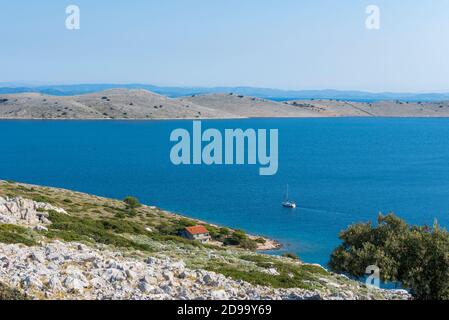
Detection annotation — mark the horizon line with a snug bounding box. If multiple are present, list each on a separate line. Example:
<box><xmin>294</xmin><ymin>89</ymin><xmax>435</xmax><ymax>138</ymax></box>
<box><xmin>1</xmin><ymin>82</ymin><xmax>449</xmax><ymax>95</ymax></box>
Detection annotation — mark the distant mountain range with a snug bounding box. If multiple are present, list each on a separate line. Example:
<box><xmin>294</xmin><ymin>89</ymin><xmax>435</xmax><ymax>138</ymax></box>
<box><xmin>1</xmin><ymin>83</ymin><xmax>449</xmax><ymax>102</ymax></box>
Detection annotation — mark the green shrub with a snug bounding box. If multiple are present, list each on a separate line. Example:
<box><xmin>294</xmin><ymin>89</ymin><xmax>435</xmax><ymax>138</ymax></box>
<box><xmin>31</xmin><ymin>195</ymin><xmax>53</xmax><ymax>204</ymax></box>
<box><xmin>241</xmin><ymin>255</ymin><xmax>275</xmax><ymax>268</ymax></box>
<box><xmin>233</xmin><ymin>230</ymin><xmax>248</xmax><ymax>241</ymax></box>
<box><xmin>46</xmin><ymin>211</ymin><xmax>151</xmax><ymax>252</ymax></box>
<box><xmin>126</xmin><ymin>209</ymin><xmax>138</xmax><ymax>217</ymax></box>
<box><xmin>157</xmin><ymin>218</ymin><xmax>196</xmax><ymax>236</ymax></box>
<box><xmin>204</xmin><ymin>225</ymin><xmax>227</xmax><ymax>241</ymax></box>
<box><xmin>0</xmin><ymin>224</ymin><xmax>37</xmax><ymax>246</ymax></box>
<box><xmin>115</xmin><ymin>212</ymin><xmax>126</xmax><ymax>219</ymax></box>
<box><xmin>329</xmin><ymin>213</ymin><xmax>449</xmax><ymax>300</ymax></box>
<box><xmin>207</xmin><ymin>255</ymin><xmax>327</xmax><ymax>289</ymax></box>
<box><xmin>239</xmin><ymin>239</ymin><xmax>258</xmax><ymax>250</ymax></box>
<box><xmin>222</xmin><ymin>230</ymin><xmax>257</xmax><ymax>250</ymax></box>
<box><xmin>223</xmin><ymin>237</ymin><xmax>240</xmax><ymax>246</ymax></box>
<box><xmin>219</xmin><ymin>227</ymin><xmax>231</xmax><ymax>236</ymax></box>
<box><xmin>123</xmin><ymin>196</ymin><xmax>141</xmax><ymax>209</ymax></box>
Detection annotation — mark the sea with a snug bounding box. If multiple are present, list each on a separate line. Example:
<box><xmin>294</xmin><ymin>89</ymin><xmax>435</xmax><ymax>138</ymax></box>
<box><xmin>1</xmin><ymin>118</ymin><xmax>449</xmax><ymax>266</ymax></box>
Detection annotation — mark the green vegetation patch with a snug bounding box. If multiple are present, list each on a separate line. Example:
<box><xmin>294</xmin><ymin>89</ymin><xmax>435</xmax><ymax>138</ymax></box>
<box><xmin>206</xmin><ymin>254</ymin><xmax>328</xmax><ymax>289</ymax></box>
<box><xmin>222</xmin><ymin>230</ymin><xmax>258</xmax><ymax>250</ymax></box>
<box><xmin>30</xmin><ymin>194</ymin><xmax>54</xmax><ymax>204</ymax></box>
<box><xmin>329</xmin><ymin>213</ymin><xmax>449</xmax><ymax>300</ymax></box>
<box><xmin>45</xmin><ymin>210</ymin><xmax>152</xmax><ymax>252</ymax></box>
<box><xmin>0</xmin><ymin>224</ymin><xmax>38</xmax><ymax>246</ymax></box>
<box><xmin>156</xmin><ymin>217</ymin><xmax>197</xmax><ymax>236</ymax></box>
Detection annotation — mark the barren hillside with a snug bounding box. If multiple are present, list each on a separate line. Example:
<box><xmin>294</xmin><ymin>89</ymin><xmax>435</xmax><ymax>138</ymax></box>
<box><xmin>1</xmin><ymin>89</ymin><xmax>449</xmax><ymax>119</ymax></box>
<box><xmin>285</xmin><ymin>100</ymin><xmax>449</xmax><ymax>117</ymax></box>
<box><xmin>0</xmin><ymin>89</ymin><xmax>236</xmax><ymax>119</ymax></box>
<box><xmin>179</xmin><ymin>93</ymin><xmax>323</xmax><ymax>118</ymax></box>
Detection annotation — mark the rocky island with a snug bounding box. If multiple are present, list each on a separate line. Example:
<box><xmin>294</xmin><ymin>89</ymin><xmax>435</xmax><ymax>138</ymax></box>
<box><xmin>0</xmin><ymin>180</ymin><xmax>410</xmax><ymax>300</ymax></box>
<box><xmin>1</xmin><ymin>89</ymin><xmax>449</xmax><ymax>119</ymax></box>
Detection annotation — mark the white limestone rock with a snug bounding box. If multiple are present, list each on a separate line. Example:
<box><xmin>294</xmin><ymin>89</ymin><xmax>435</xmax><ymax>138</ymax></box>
<box><xmin>0</xmin><ymin>241</ymin><xmax>412</xmax><ymax>301</ymax></box>
<box><xmin>0</xmin><ymin>196</ymin><xmax>67</xmax><ymax>227</ymax></box>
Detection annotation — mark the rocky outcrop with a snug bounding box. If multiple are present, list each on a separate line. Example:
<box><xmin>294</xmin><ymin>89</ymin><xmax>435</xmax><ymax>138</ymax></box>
<box><xmin>0</xmin><ymin>241</ymin><xmax>410</xmax><ymax>300</ymax></box>
<box><xmin>0</xmin><ymin>196</ymin><xmax>67</xmax><ymax>228</ymax></box>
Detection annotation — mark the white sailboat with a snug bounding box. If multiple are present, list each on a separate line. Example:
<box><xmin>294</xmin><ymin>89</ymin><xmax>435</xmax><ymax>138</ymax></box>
<box><xmin>282</xmin><ymin>184</ymin><xmax>297</xmax><ymax>208</ymax></box>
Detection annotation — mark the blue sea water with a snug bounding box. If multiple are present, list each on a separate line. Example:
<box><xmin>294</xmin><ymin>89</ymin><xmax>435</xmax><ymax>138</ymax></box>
<box><xmin>1</xmin><ymin>118</ymin><xmax>449</xmax><ymax>266</ymax></box>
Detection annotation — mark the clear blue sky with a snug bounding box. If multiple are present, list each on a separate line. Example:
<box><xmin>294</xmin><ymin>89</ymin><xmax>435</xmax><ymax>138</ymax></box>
<box><xmin>1</xmin><ymin>0</ymin><xmax>448</xmax><ymax>92</ymax></box>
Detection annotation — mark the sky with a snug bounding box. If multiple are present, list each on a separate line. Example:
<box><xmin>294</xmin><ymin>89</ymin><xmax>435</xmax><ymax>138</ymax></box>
<box><xmin>0</xmin><ymin>0</ymin><xmax>448</xmax><ymax>92</ymax></box>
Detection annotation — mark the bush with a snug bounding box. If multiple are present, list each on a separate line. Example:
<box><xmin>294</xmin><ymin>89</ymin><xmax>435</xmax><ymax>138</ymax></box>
<box><xmin>329</xmin><ymin>213</ymin><xmax>449</xmax><ymax>300</ymax></box>
<box><xmin>223</xmin><ymin>230</ymin><xmax>247</xmax><ymax>246</ymax></box>
<box><xmin>223</xmin><ymin>230</ymin><xmax>258</xmax><ymax>250</ymax></box>
<box><xmin>31</xmin><ymin>195</ymin><xmax>53</xmax><ymax>204</ymax></box>
<box><xmin>126</xmin><ymin>209</ymin><xmax>138</xmax><ymax>217</ymax></box>
<box><xmin>123</xmin><ymin>196</ymin><xmax>141</xmax><ymax>209</ymax></box>
<box><xmin>205</xmin><ymin>226</ymin><xmax>230</xmax><ymax>242</ymax></box>
<box><xmin>233</xmin><ymin>230</ymin><xmax>248</xmax><ymax>241</ymax></box>
<box><xmin>207</xmin><ymin>255</ymin><xmax>327</xmax><ymax>289</ymax></box>
<box><xmin>219</xmin><ymin>227</ymin><xmax>231</xmax><ymax>236</ymax></box>
<box><xmin>46</xmin><ymin>210</ymin><xmax>151</xmax><ymax>252</ymax></box>
<box><xmin>223</xmin><ymin>237</ymin><xmax>239</xmax><ymax>246</ymax></box>
<box><xmin>239</xmin><ymin>239</ymin><xmax>258</xmax><ymax>250</ymax></box>
<box><xmin>0</xmin><ymin>224</ymin><xmax>37</xmax><ymax>246</ymax></box>
<box><xmin>156</xmin><ymin>218</ymin><xmax>197</xmax><ymax>236</ymax></box>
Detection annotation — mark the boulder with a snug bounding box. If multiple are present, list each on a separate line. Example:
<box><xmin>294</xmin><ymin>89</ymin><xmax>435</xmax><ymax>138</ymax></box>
<box><xmin>63</xmin><ymin>276</ymin><xmax>87</xmax><ymax>293</ymax></box>
<box><xmin>211</xmin><ymin>290</ymin><xmax>229</xmax><ymax>300</ymax></box>
<box><xmin>105</xmin><ymin>268</ymin><xmax>127</xmax><ymax>282</ymax></box>
<box><xmin>0</xmin><ymin>196</ymin><xmax>67</xmax><ymax>227</ymax></box>
<box><xmin>22</xmin><ymin>275</ymin><xmax>43</xmax><ymax>289</ymax></box>
<box><xmin>138</xmin><ymin>281</ymin><xmax>154</xmax><ymax>293</ymax></box>
<box><xmin>263</xmin><ymin>268</ymin><xmax>280</xmax><ymax>276</ymax></box>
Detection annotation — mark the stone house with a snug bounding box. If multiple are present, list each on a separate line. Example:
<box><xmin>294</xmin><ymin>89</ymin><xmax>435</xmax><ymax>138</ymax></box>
<box><xmin>180</xmin><ymin>225</ymin><xmax>211</xmax><ymax>243</ymax></box>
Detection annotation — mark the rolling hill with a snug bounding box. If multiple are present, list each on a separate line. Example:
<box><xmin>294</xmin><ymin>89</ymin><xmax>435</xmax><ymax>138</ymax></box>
<box><xmin>1</xmin><ymin>89</ymin><xmax>449</xmax><ymax>119</ymax></box>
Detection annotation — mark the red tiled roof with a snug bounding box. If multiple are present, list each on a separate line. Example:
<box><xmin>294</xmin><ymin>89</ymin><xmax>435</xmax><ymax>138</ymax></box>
<box><xmin>185</xmin><ymin>225</ymin><xmax>209</xmax><ymax>235</ymax></box>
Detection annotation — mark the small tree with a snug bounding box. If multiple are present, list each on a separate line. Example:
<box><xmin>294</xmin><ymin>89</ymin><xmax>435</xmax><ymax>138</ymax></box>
<box><xmin>123</xmin><ymin>196</ymin><xmax>141</xmax><ymax>209</ymax></box>
<box><xmin>223</xmin><ymin>230</ymin><xmax>258</xmax><ymax>250</ymax></box>
<box><xmin>219</xmin><ymin>227</ymin><xmax>231</xmax><ymax>236</ymax></box>
<box><xmin>329</xmin><ymin>213</ymin><xmax>449</xmax><ymax>300</ymax></box>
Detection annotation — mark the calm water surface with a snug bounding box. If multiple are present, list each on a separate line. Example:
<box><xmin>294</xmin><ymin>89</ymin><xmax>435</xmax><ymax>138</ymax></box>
<box><xmin>1</xmin><ymin>118</ymin><xmax>449</xmax><ymax>266</ymax></box>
